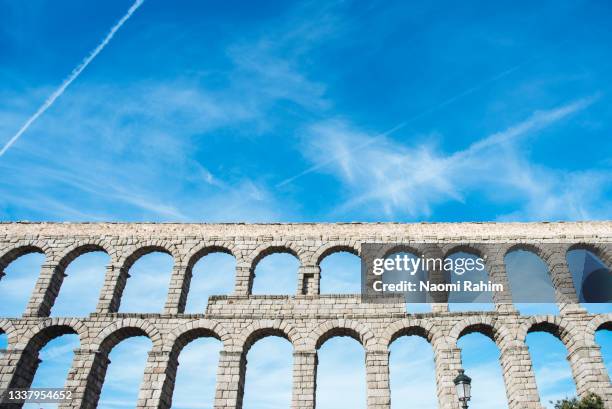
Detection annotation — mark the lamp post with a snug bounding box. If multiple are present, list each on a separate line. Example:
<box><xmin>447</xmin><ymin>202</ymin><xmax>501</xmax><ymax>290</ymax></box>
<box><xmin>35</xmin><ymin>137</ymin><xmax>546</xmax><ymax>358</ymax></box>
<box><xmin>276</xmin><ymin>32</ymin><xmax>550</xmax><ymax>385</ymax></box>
<box><xmin>453</xmin><ymin>369</ymin><xmax>472</xmax><ymax>409</ymax></box>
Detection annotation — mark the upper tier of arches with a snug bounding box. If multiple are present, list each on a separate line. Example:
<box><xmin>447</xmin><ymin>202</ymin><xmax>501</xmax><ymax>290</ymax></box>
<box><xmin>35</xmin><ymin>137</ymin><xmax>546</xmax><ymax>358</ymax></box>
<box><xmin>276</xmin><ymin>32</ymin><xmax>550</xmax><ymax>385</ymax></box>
<box><xmin>0</xmin><ymin>238</ymin><xmax>609</xmax><ymax>316</ymax></box>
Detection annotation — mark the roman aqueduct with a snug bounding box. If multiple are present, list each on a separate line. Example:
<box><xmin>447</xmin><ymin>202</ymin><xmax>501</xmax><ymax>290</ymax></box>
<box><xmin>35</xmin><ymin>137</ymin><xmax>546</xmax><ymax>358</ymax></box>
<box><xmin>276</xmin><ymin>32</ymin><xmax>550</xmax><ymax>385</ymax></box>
<box><xmin>0</xmin><ymin>221</ymin><xmax>611</xmax><ymax>409</ymax></box>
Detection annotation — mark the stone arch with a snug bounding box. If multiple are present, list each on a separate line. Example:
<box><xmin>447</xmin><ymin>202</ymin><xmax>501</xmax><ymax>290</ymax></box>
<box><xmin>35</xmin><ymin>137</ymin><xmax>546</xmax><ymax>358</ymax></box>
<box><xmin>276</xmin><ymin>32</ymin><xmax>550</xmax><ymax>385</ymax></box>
<box><xmin>504</xmin><ymin>243</ymin><xmax>554</xmax><ymax>264</ymax></box>
<box><xmin>167</xmin><ymin>320</ymin><xmax>230</xmax><ymax>355</ymax></box>
<box><xmin>310</xmin><ymin>319</ymin><xmax>376</xmax><ymax>350</ymax></box>
<box><xmin>453</xmin><ymin>317</ymin><xmax>514</xmax><ymax>409</ymax></box>
<box><xmin>114</xmin><ymin>242</ymin><xmax>179</xmax><ymax>313</ymax></box>
<box><xmin>522</xmin><ymin>315</ymin><xmax>587</xmax><ymax>402</ymax></box>
<box><xmin>235</xmin><ymin>320</ymin><xmax>301</xmax><ymax>354</ymax></box>
<box><xmin>313</xmin><ymin>320</ymin><xmax>370</xmax><ymax>409</ymax></box>
<box><xmin>503</xmin><ymin>244</ymin><xmax>561</xmax><ymax>286</ymax></box>
<box><xmin>381</xmin><ymin>243</ymin><xmax>424</xmax><ymax>259</ymax></box>
<box><xmin>0</xmin><ymin>242</ymin><xmax>47</xmax><ymax>275</ymax></box>
<box><xmin>235</xmin><ymin>320</ymin><xmax>297</xmax><ymax>409</ymax></box>
<box><xmin>7</xmin><ymin>321</ymin><xmax>82</xmax><ymax>391</ymax></box>
<box><xmin>449</xmin><ymin>316</ymin><xmax>508</xmax><ymax>347</ymax></box>
<box><xmin>443</xmin><ymin>244</ymin><xmax>497</xmax><ymax>309</ymax></box>
<box><xmin>585</xmin><ymin>314</ymin><xmax>612</xmax><ymax>345</ymax></box>
<box><xmin>442</xmin><ymin>243</ymin><xmax>488</xmax><ymax>260</ymax></box>
<box><xmin>249</xmin><ymin>242</ymin><xmax>306</xmax><ymax>270</ymax></box>
<box><xmin>504</xmin><ymin>243</ymin><xmax>564</xmax><ymax>311</ymax></box>
<box><xmin>16</xmin><ymin>318</ymin><xmax>86</xmax><ymax>350</ymax></box>
<box><xmin>247</xmin><ymin>243</ymin><xmax>305</xmax><ymax>295</ymax></box>
<box><xmin>119</xmin><ymin>240</ymin><xmax>180</xmax><ymax>272</ymax></box>
<box><xmin>54</xmin><ymin>241</ymin><xmax>115</xmax><ymax>270</ymax></box>
<box><xmin>567</xmin><ymin>242</ymin><xmax>612</xmax><ymax>268</ymax></box>
<box><xmin>185</xmin><ymin>243</ymin><xmax>237</xmax><ymax>270</ymax></box>
<box><xmin>312</xmin><ymin>242</ymin><xmax>360</xmax><ymax>266</ymax></box>
<box><xmin>384</xmin><ymin>319</ymin><xmax>440</xmax><ymax>409</ymax></box>
<box><xmin>82</xmin><ymin>321</ymin><xmax>159</xmax><ymax>409</ymax></box>
<box><xmin>155</xmin><ymin>320</ymin><xmax>229</xmax><ymax>409</ymax></box>
<box><xmin>382</xmin><ymin>319</ymin><xmax>440</xmax><ymax>347</ymax></box>
<box><xmin>42</xmin><ymin>243</ymin><xmax>114</xmax><ymax>317</ymax></box>
<box><xmin>565</xmin><ymin>243</ymin><xmax>611</xmax><ymax>307</ymax></box>
<box><xmin>315</xmin><ymin>242</ymin><xmax>362</xmax><ymax>295</ymax></box>
<box><xmin>172</xmin><ymin>243</ymin><xmax>238</xmax><ymax>313</ymax></box>
<box><xmin>92</xmin><ymin>319</ymin><xmax>162</xmax><ymax>352</ymax></box>
<box><xmin>518</xmin><ymin>316</ymin><xmax>577</xmax><ymax>347</ymax></box>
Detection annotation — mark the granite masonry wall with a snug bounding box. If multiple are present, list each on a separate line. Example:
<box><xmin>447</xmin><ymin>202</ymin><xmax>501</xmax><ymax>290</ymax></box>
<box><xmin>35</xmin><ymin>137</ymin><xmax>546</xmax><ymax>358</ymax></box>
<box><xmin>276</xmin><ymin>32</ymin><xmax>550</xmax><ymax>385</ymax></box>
<box><xmin>0</xmin><ymin>222</ymin><xmax>610</xmax><ymax>409</ymax></box>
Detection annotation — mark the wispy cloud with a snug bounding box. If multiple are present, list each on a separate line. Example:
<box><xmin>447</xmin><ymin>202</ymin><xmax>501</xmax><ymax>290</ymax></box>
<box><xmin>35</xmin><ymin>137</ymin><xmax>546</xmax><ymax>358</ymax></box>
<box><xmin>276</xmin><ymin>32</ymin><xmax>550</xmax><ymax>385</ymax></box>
<box><xmin>0</xmin><ymin>1</ymin><xmax>340</xmax><ymax>221</ymax></box>
<box><xmin>0</xmin><ymin>80</ymin><xmax>291</xmax><ymax>221</ymax></box>
<box><xmin>275</xmin><ymin>53</ymin><xmax>555</xmax><ymax>188</ymax></box>
<box><xmin>298</xmin><ymin>96</ymin><xmax>608</xmax><ymax>220</ymax></box>
<box><xmin>0</xmin><ymin>0</ymin><xmax>145</xmax><ymax>157</ymax></box>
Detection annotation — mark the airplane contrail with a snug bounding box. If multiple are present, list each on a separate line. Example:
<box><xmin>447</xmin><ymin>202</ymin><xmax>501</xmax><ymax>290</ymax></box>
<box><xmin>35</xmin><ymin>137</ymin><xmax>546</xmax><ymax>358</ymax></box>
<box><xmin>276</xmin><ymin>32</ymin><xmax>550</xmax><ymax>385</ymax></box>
<box><xmin>0</xmin><ymin>0</ymin><xmax>145</xmax><ymax>157</ymax></box>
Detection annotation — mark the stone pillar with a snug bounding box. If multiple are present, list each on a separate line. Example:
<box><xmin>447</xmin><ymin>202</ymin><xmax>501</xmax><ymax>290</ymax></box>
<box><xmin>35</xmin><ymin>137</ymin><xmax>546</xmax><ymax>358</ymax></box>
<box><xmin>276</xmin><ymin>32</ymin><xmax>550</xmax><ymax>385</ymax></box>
<box><xmin>566</xmin><ymin>343</ymin><xmax>612</xmax><ymax>402</ymax></box>
<box><xmin>429</xmin><ymin>251</ymin><xmax>449</xmax><ymax>311</ymax></box>
<box><xmin>365</xmin><ymin>349</ymin><xmax>391</xmax><ymax>409</ymax></box>
<box><xmin>298</xmin><ymin>265</ymin><xmax>320</xmax><ymax>295</ymax></box>
<box><xmin>164</xmin><ymin>263</ymin><xmax>190</xmax><ymax>314</ymax></box>
<box><xmin>214</xmin><ymin>350</ymin><xmax>246</xmax><ymax>409</ymax></box>
<box><xmin>485</xmin><ymin>252</ymin><xmax>516</xmax><ymax>314</ymax></box>
<box><xmin>292</xmin><ymin>351</ymin><xmax>317</xmax><ymax>409</ymax></box>
<box><xmin>136</xmin><ymin>350</ymin><xmax>178</xmax><ymax>409</ymax></box>
<box><xmin>547</xmin><ymin>249</ymin><xmax>586</xmax><ymax>315</ymax></box>
<box><xmin>0</xmin><ymin>349</ymin><xmax>39</xmax><ymax>393</ymax></box>
<box><xmin>96</xmin><ymin>263</ymin><xmax>129</xmax><ymax>313</ymax></box>
<box><xmin>23</xmin><ymin>263</ymin><xmax>62</xmax><ymax>317</ymax></box>
<box><xmin>233</xmin><ymin>265</ymin><xmax>253</xmax><ymax>296</ymax></box>
<box><xmin>431</xmin><ymin>303</ymin><xmax>449</xmax><ymax>313</ymax></box>
<box><xmin>499</xmin><ymin>341</ymin><xmax>544</xmax><ymax>409</ymax></box>
<box><xmin>427</xmin><ymin>265</ymin><xmax>449</xmax><ymax>313</ymax></box>
<box><xmin>423</xmin><ymin>244</ymin><xmax>448</xmax><ymax>311</ymax></box>
<box><xmin>432</xmin><ymin>344</ymin><xmax>462</xmax><ymax>409</ymax></box>
<box><xmin>60</xmin><ymin>348</ymin><xmax>110</xmax><ymax>409</ymax></box>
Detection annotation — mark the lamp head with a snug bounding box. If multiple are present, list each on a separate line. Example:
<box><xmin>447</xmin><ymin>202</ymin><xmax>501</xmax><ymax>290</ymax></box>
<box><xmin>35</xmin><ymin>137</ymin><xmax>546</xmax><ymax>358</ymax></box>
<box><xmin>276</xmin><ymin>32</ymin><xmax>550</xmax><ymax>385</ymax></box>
<box><xmin>453</xmin><ymin>369</ymin><xmax>472</xmax><ymax>401</ymax></box>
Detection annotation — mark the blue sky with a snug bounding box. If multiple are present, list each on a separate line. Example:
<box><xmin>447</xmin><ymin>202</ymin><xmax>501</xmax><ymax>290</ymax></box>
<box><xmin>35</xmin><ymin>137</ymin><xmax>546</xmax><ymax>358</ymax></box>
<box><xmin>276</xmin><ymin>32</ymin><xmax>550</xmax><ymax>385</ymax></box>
<box><xmin>0</xmin><ymin>1</ymin><xmax>611</xmax><ymax>408</ymax></box>
<box><xmin>1</xmin><ymin>0</ymin><xmax>612</xmax><ymax>221</ymax></box>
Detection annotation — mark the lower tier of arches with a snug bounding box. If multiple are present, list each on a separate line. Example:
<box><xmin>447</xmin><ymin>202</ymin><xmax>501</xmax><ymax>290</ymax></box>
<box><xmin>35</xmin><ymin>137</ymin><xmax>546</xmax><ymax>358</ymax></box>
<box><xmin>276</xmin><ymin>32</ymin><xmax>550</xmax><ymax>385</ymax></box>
<box><xmin>0</xmin><ymin>309</ymin><xmax>611</xmax><ymax>409</ymax></box>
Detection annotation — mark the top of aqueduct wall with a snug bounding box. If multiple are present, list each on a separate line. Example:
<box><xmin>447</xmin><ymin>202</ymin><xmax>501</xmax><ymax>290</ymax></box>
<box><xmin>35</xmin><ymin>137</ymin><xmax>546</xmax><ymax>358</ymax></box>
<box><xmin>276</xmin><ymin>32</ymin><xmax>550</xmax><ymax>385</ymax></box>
<box><xmin>1</xmin><ymin>221</ymin><xmax>611</xmax><ymax>239</ymax></box>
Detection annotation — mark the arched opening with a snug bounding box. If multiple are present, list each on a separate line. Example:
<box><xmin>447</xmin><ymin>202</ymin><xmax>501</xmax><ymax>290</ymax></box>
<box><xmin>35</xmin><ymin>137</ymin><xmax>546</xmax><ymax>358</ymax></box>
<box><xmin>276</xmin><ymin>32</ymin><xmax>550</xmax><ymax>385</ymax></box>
<box><xmin>457</xmin><ymin>331</ymin><xmax>507</xmax><ymax>409</ymax></box>
<box><xmin>595</xmin><ymin>322</ymin><xmax>612</xmax><ymax>384</ymax></box>
<box><xmin>120</xmin><ymin>250</ymin><xmax>174</xmax><ymax>312</ymax></box>
<box><xmin>7</xmin><ymin>325</ymin><xmax>79</xmax><ymax>392</ymax></box>
<box><xmin>567</xmin><ymin>248</ymin><xmax>612</xmax><ymax>314</ymax></box>
<box><xmin>98</xmin><ymin>335</ymin><xmax>153</xmax><ymax>408</ymax></box>
<box><xmin>505</xmin><ymin>248</ymin><xmax>558</xmax><ymax>315</ymax></box>
<box><xmin>185</xmin><ymin>251</ymin><xmax>235</xmax><ymax>313</ymax></box>
<box><xmin>252</xmin><ymin>250</ymin><xmax>299</xmax><ymax>295</ymax></box>
<box><xmin>242</xmin><ymin>335</ymin><xmax>293</xmax><ymax>408</ymax></box>
<box><xmin>316</xmin><ymin>331</ymin><xmax>366</xmax><ymax>409</ymax></box>
<box><xmin>389</xmin><ymin>332</ymin><xmax>436</xmax><ymax>408</ymax></box>
<box><xmin>0</xmin><ymin>331</ymin><xmax>7</xmax><ymax>357</ymax></box>
<box><xmin>52</xmin><ymin>250</ymin><xmax>110</xmax><ymax>316</ymax></box>
<box><xmin>319</xmin><ymin>250</ymin><xmax>360</xmax><ymax>294</ymax></box>
<box><xmin>30</xmin><ymin>333</ymin><xmax>80</xmax><ymax>391</ymax></box>
<box><xmin>526</xmin><ymin>329</ymin><xmax>575</xmax><ymax>407</ymax></box>
<box><xmin>382</xmin><ymin>250</ymin><xmax>432</xmax><ymax>313</ymax></box>
<box><xmin>171</xmin><ymin>334</ymin><xmax>222</xmax><ymax>408</ymax></box>
<box><xmin>447</xmin><ymin>251</ymin><xmax>494</xmax><ymax>312</ymax></box>
<box><xmin>0</xmin><ymin>250</ymin><xmax>45</xmax><ymax>316</ymax></box>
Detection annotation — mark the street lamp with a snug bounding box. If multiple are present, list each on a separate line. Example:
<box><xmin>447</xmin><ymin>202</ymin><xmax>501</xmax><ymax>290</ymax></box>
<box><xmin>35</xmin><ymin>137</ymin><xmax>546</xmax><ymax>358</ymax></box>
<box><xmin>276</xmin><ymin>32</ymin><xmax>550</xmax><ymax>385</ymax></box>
<box><xmin>453</xmin><ymin>369</ymin><xmax>472</xmax><ymax>409</ymax></box>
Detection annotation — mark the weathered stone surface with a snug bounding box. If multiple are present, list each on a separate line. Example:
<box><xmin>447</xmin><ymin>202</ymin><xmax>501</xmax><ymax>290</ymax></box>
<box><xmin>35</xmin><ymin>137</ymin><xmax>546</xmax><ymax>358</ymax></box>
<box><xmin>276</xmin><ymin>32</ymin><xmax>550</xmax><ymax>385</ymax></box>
<box><xmin>0</xmin><ymin>222</ymin><xmax>610</xmax><ymax>409</ymax></box>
